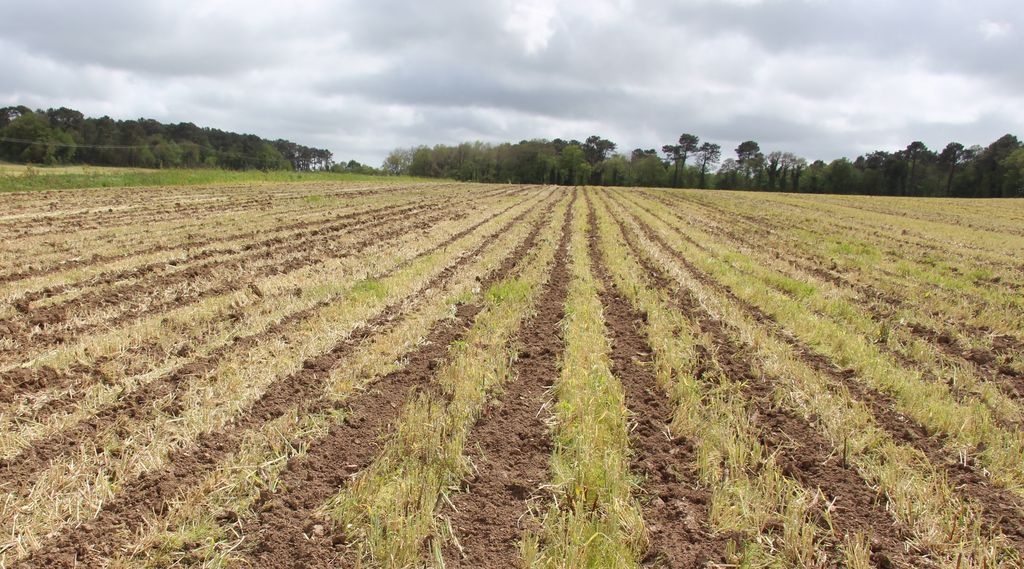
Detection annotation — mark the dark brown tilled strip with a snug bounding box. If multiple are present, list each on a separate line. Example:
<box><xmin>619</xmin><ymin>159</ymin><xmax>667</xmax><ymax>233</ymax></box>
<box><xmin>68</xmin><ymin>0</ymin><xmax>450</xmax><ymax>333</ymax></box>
<box><xmin>638</xmin><ymin>191</ymin><xmax>1024</xmax><ymax>406</ymax></box>
<box><xmin>0</xmin><ymin>206</ymin><xmax>451</xmax><ymax>399</ymax></box>
<box><xmin>0</xmin><ymin>194</ymin><xmax>553</xmax><ymax>495</ymax></box>
<box><xmin>0</xmin><ymin>188</ymin><xmax>400</xmax><ymax>284</ymax></box>
<box><xmin>584</xmin><ymin>195</ymin><xmax>727</xmax><ymax>568</ymax></box>
<box><xmin>439</xmin><ymin>193</ymin><xmax>573</xmax><ymax>569</ymax></box>
<box><xmin>0</xmin><ymin>184</ymin><xmax>411</xmax><ymax>240</ymax></box>
<box><xmin>238</xmin><ymin>197</ymin><xmax>557</xmax><ymax>569</ymax></box>
<box><xmin>2</xmin><ymin>199</ymin><xmax>442</xmax><ymax>340</ymax></box>
<box><xmin>605</xmin><ymin>195</ymin><xmax>926</xmax><ymax>567</ymax></box>
<box><xmin>14</xmin><ymin>193</ymin><xmax>553</xmax><ymax>569</ymax></box>
<box><xmin>638</xmin><ymin>194</ymin><xmax>1024</xmax><ymax>422</ymax></box>
<box><xmin>607</xmin><ymin>191</ymin><xmax>1024</xmax><ymax>555</ymax></box>
<box><xmin>1</xmin><ymin>195</ymin><xmax>538</xmax><ymax>413</ymax></box>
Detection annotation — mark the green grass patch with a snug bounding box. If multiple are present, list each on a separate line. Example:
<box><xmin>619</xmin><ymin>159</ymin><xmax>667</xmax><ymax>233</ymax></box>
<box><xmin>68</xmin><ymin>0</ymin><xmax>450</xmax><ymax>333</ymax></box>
<box><xmin>763</xmin><ymin>273</ymin><xmax>817</xmax><ymax>299</ymax></box>
<box><xmin>0</xmin><ymin>167</ymin><xmax>439</xmax><ymax>193</ymax></box>
<box><xmin>303</xmin><ymin>194</ymin><xmax>326</xmax><ymax>205</ymax></box>
<box><xmin>829</xmin><ymin>240</ymin><xmax>879</xmax><ymax>259</ymax></box>
<box><xmin>967</xmin><ymin>267</ymin><xmax>996</xmax><ymax>283</ymax></box>
<box><xmin>485</xmin><ymin>279</ymin><xmax>531</xmax><ymax>304</ymax></box>
<box><xmin>351</xmin><ymin>278</ymin><xmax>388</xmax><ymax>300</ymax></box>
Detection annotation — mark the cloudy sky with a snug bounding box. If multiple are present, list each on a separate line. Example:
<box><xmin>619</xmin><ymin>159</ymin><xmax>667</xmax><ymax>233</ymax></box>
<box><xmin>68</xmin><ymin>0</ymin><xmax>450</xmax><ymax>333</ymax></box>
<box><xmin>1</xmin><ymin>0</ymin><xmax>1021</xmax><ymax>165</ymax></box>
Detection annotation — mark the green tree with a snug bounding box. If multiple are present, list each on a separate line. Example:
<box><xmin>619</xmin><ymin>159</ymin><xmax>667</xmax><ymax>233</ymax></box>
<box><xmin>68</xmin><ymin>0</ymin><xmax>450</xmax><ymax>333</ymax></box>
<box><xmin>938</xmin><ymin>142</ymin><xmax>965</xmax><ymax>196</ymax></box>
<box><xmin>662</xmin><ymin>133</ymin><xmax>699</xmax><ymax>187</ymax></box>
<box><xmin>559</xmin><ymin>144</ymin><xmax>588</xmax><ymax>185</ymax></box>
<box><xmin>631</xmin><ymin>154</ymin><xmax>667</xmax><ymax>187</ymax></box>
<box><xmin>382</xmin><ymin>148</ymin><xmax>413</xmax><ymax>176</ymax></box>
<box><xmin>696</xmin><ymin>142</ymin><xmax>721</xmax><ymax>189</ymax></box>
<box><xmin>0</xmin><ymin>112</ymin><xmax>75</xmax><ymax>164</ymax></box>
<box><xmin>904</xmin><ymin>141</ymin><xmax>929</xmax><ymax>195</ymax></box>
<box><xmin>1000</xmin><ymin>148</ymin><xmax>1024</xmax><ymax>197</ymax></box>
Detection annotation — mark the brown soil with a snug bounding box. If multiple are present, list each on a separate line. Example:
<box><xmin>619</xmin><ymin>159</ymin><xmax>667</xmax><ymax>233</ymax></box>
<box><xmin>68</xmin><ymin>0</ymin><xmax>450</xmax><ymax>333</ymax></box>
<box><xmin>0</xmin><ymin>194</ymin><xmax>529</xmax><ymax>405</ymax></box>
<box><xmin>585</xmin><ymin>196</ymin><xmax>728</xmax><ymax>568</ymax></box>
<box><xmin>15</xmin><ymin>195</ymin><xmax>554</xmax><ymax>568</ymax></box>
<box><xmin>648</xmin><ymin>190</ymin><xmax>1024</xmax><ymax>358</ymax></box>
<box><xmin>439</xmin><ymin>192</ymin><xmax>572</xmax><ymax>568</ymax></box>
<box><xmin>601</xmin><ymin>192</ymin><xmax>933</xmax><ymax>566</ymax></box>
<box><xmin>0</xmin><ymin>193</ymin><xmax>552</xmax><ymax>498</ymax></box>
<box><xmin>0</xmin><ymin>184</ymin><xmax>521</xmax><ymax>284</ymax></box>
<box><xmin>237</xmin><ymin>197</ymin><xmax>556</xmax><ymax>569</ymax></box>
<box><xmin>1</xmin><ymin>200</ymin><xmax>447</xmax><ymax>354</ymax></box>
<box><xmin>608</xmin><ymin>191</ymin><xmax>1024</xmax><ymax>555</ymax></box>
<box><xmin>641</xmin><ymin>193</ymin><xmax>1024</xmax><ymax>417</ymax></box>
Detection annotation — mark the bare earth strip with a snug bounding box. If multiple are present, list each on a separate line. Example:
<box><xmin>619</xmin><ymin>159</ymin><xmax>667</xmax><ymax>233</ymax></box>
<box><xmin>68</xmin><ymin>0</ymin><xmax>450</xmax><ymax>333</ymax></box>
<box><xmin>440</xmin><ymin>196</ymin><xmax>572</xmax><ymax>568</ymax></box>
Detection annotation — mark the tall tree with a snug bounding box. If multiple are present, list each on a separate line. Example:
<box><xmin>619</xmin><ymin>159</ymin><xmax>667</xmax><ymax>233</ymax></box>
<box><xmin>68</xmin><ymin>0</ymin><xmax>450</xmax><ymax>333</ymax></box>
<box><xmin>781</xmin><ymin>153</ymin><xmax>807</xmax><ymax>193</ymax></box>
<box><xmin>765</xmin><ymin>151</ymin><xmax>784</xmax><ymax>192</ymax></box>
<box><xmin>735</xmin><ymin>140</ymin><xmax>761</xmax><ymax>163</ymax></box>
<box><xmin>904</xmin><ymin>141</ymin><xmax>928</xmax><ymax>195</ymax></box>
<box><xmin>582</xmin><ymin>135</ymin><xmax>616</xmax><ymax>166</ymax></box>
<box><xmin>938</xmin><ymin>142</ymin><xmax>965</xmax><ymax>196</ymax></box>
<box><xmin>663</xmin><ymin>133</ymin><xmax>699</xmax><ymax>187</ymax></box>
<box><xmin>696</xmin><ymin>142</ymin><xmax>721</xmax><ymax>189</ymax></box>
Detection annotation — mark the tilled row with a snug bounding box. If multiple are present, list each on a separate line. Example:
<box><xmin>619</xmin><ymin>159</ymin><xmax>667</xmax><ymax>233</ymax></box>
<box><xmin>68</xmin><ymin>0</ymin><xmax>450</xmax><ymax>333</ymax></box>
<box><xmin>0</xmin><ymin>184</ymin><xmax>401</xmax><ymax>278</ymax></box>
<box><xmin>646</xmin><ymin>189</ymin><xmax>1024</xmax><ymax>394</ymax></box>
<box><xmin>9</xmin><ymin>187</ymin><xmax>555</xmax><ymax>567</ymax></box>
<box><xmin>594</xmin><ymin>191</ymin><xmax>919</xmax><ymax>566</ymax></box>
<box><xmin>0</xmin><ymin>183</ymin><xmax>521</xmax><ymax>286</ymax></box>
<box><xmin>1</xmin><ymin>199</ymin><xmax>450</xmax><ymax>352</ymax></box>
<box><xmin>662</xmin><ymin>189</ymin><xmax>1024</xmax><ymax>346</ymax></box>
<box><xmin>241</xmin><ymin>194</ymin><xmax>565</xmax><ymax>569</ymax></box>
<box><xmin>0</xmin><ymin>190</ymin><xmax>527</xmax><ymax>379</ymax></box>
<box><xmin>0</xmin><ymin>191</ymin><xmax>551</xmax><ymax>471</ymax></box>
<box><xmin>6</xmin><ymin>184</ymin><xmax>1021</xmax><ymax>568</ymax></box>
<box><xmin>0</xmin><ymin>190</ymin><xmax>555</xmax><ymax>498</ymax></box>
<box><xmin>630</xmin><ymin>191</ymin><xmax>1024</xmax><ymax>433</ymax></box>
<box><xmin>606</xmin><ymin>189</ymin><xmax>1022</xmax><ymax>565</ymax></box>
<box><xmin>622</xmin><ymin>191</ymin><xmax>1024</xmax><ymax>491</ymax></box>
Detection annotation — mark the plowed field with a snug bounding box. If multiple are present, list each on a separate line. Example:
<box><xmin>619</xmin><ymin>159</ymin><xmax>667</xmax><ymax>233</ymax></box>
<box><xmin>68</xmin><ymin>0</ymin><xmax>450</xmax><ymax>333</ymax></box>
<box><xmin>1</xmin><ymin>182</ymin><xmax>1022</xmax><ymax>568</ymax></box>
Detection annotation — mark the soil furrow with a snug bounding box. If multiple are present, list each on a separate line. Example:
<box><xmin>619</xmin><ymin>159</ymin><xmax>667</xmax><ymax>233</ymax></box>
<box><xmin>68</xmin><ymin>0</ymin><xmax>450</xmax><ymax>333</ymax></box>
<box><xmin>2</xmin><ymin>195</ymin><xmax>531</xmax><ymax>410</ymax></box>
<box><xmin>1</xmin><ymin>183</ymin><xmax>521</xmax><ymax>283</ymax></box>
<box><xmin>0</xmin><ymin>207</ymin><xmax>447</xmax><ymax>400</ymax></box>
<box><xmin>14</xmin><ymin>193</ymin><xmax>552</xmax><ymax>568</ymax></box>
<box><xmin>0</xmin><ymin>192</ymin><xmax>403</xmax><ymax>286</ymax></box>
<box><xmin>0</xmin><ymin>200</ymin><xmax>445</xmax><ymax>350</ymax></box>
<box><xmin>237</xmin><ymin>198</ymin><xmax>556</xmax><ymax>569</ymax></box>
<box><xmin>612</xmin><ymin>194</ymin><xmax>1024</xmax><ymax>553</ymax></box>
<box><xmin>585</xmin><ymin>197</ymin><xmax>726</xmax><ymax>568</ymax></box>
<box><xmin>605</xmin><ymin>199</ymin><xmax>925</xmax><ymax>567</ymax></box>
<box><xmin>0</xmin><ymin>194</ymin><xmax>549</xmax><ymax>494</ymax></box>
<box><xmin>639</xmin><ymin>192</ymin><xmax>1024</xmax><ymax>406</ymax></box>
<box><xmin>439</xmin><ymin>194</ymin><xmax>572</xmax><ymax>568</ymax></box>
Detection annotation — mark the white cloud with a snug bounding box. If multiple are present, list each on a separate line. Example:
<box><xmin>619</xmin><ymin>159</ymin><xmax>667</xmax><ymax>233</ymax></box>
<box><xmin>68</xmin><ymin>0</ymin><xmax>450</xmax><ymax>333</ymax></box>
<box><xmin>979</xmin><ymin>19</ymin><xmax>1012</xmax><ymax>39</ymax></box>
<box><xmin>0</xmin><ymin>0</ymin><xmax>1021</xmax><ymax>165</ymax></box>
<box><xmin>503</xmin><ymin>0</ymin><xmax>558</xmax><ymax>54</ymax></box>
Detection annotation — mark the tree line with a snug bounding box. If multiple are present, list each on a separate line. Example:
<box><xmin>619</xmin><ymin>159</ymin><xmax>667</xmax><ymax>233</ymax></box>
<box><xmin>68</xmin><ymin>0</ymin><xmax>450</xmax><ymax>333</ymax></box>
<box><xmin>384</xmin><ymin>133</ymin><xmax>1024</xmax><ymax>197</ymax></box>
<box><xmin>0</xmin><ymin>106</ymin><xmax>334</xmax><ymax>171</ymax></box>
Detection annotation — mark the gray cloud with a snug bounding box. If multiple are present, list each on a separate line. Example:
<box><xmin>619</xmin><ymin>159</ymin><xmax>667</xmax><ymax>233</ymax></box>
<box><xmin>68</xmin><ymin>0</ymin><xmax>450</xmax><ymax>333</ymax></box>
<box><xmin>0</xmin><ymin>0</ymin><xmax>1021</xmax><ymax>165</ymax></box>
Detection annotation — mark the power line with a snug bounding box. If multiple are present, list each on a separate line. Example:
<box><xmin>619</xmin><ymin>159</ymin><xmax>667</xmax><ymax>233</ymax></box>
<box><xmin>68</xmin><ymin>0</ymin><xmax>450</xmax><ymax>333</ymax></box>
<box><xmin>0</xmin><ymin>136</ymin><xmax>155</xmax><ymax>149</ymax></box>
